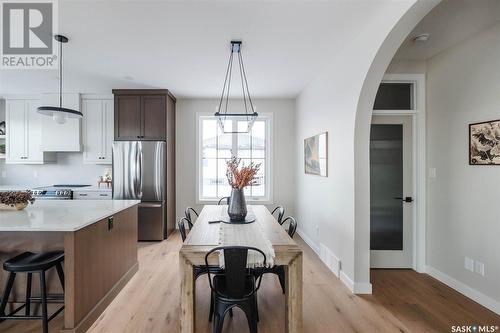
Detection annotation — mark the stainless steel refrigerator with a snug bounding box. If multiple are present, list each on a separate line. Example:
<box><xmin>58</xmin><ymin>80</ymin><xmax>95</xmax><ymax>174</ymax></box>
<box><xmin>113</xmin><ymin>141</ymin><xmax>167</xmax><ymax>240</ymax></box>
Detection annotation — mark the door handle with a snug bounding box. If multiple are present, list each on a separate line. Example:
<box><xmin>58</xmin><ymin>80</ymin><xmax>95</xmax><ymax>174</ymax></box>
<box><xmin>394</xmin><ymin>196</ymin><xmax>413</xmax><ymax>203</ymax></box>
<box><xmin>139</xmin><ymin>203</ymin><xmax>162</xmax><ymax>208</ymax></box>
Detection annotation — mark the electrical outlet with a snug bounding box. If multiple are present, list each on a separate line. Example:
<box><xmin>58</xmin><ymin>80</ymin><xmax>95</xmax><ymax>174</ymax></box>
<box><xmin>1</xmin><ymin>170</ymin><xmax>5</xmax><ymax>178</ymax></box>
<box><xmin>315</xmin><ymin>225</ymin><xmax>320</xmax><ymax>237</ymax></box>
<box><xmin>464</xmin><ymin>257</ymin><xmax>474</xmax><ymax>272</ymax></box>
<box><xmin>33</xmin><ymin>170</ymin><xmax>38</xmax><ymax>178</ymax></box>
<box><xmin>475</xmin><ymin>261</ymin><xmax>485</xmax><ymax>276</ymax></box>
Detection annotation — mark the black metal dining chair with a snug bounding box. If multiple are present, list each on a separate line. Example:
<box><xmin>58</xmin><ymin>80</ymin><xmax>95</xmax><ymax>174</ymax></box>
<box><xmin>282</xmin><ymin>216</ymin><xmax>298</xmax><ymax>238</ymax></box>
<box><xmin>206</xmin><ymin>246</ymin><xmax>265</xmax><ymax>333</ymax></box>
<box><xmin>184</xmin><ymin>207</ymin><xmax>199</xmax><ymax>228</ymax></box>
<box><xmin>178</xmin><ymin>218</ymin><xmax>232</xmax><ymax>320</ymax></box>
<box><xmin>178</xmin><ymin>217</ymin><xmax>190</xmax><ymax>242</ymax></box>
<box><xmin>252</xmin><ymin>216</ymin><xmax>297</xmax><ymax>294</ymax></box>
<box><xmin>217</xmin><ymin>197</ymin><xmax>230</xmax><ymax>205</ymax></box>
<box><xmin>271</xmin><ymin>206</ymin><xmax>285</xmax><ymax>225</ymax></box>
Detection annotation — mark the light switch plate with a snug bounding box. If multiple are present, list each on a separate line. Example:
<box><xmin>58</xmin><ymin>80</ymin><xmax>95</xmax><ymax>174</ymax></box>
<box><xmin>464</xmin><ymin>257</ymin><xmax>474</xmax><ymax>272</ymax></box>
<box><xmin>475</xmin><ymin>261</ymin><xmax>485</xmax><ymax>276</ymax></box>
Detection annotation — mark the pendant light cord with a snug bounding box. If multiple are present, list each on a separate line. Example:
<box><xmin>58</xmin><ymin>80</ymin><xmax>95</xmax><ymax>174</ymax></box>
<box><xmin>217</xmin><ymin>43</ymin><xmax>255</xmax><ymax>119</ymax></box>
<box><xmin>217</xmin><ymin>48</ymin><xmax>232</xmax><ymax>117</ymax></box>
<box><xmin>216</xmin><ymin>41</ymin><xmax>257</xmax><ymax>133</ymax></box>
<box><xmin>237</xmin><ymin>51</ymin><xmax>249</xmax><ymax>121</ymax></box>
<box><xmin>238</xmin><ymin>50</ymin><xmax>255</xmax><ymax>115</ymax></box>
<box><xmin>59</xmin><ymin>38</ymin><xmax>63</xmax><ymax>108</ymax></box>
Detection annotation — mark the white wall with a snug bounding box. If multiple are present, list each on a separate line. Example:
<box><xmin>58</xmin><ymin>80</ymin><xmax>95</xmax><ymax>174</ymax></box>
<box><xmin>426</xmin><ymin>23</ymin><xmax>500</xmax><ymax>310</ymax></box>
<box><xmin>176</xmin><ymin>98</ymin><xmax>295</xmax><ymax>222</ymax></box>
<box><xmin>386</xmin><ymin>59</ymin><xmax>426</xmax><ymax>74</ymax></box>
<box><xmin>293</xmin><ymin>0</ymin><xmax>437</xmax><ymax>292</ymax></box>
<box><xmin>0</xmin><ymin>153</ymin><xmax>109</xmax><ymax>187</ymax></box>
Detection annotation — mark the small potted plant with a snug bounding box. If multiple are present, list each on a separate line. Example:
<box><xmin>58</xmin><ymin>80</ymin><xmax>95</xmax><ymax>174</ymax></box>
<box><xmin>0</xmin><ymin>191</ymin><xmax>35</xmax><ymax>211</ymax></box>
<box><xmin>225</xmin><ymin>156</ymin><xmax>261</xmax><ymax>221</ymax></box>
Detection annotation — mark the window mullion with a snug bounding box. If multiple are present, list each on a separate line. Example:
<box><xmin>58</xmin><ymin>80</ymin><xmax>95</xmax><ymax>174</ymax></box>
<box><xmin>199</xmin><ymin>116</ymin><xmax>269</xmax><ymax>202</ymax></box>
<box><xmin>232</xmin><ymin>119</ymin><xmax>238</xmax><ymax>156</ymax></box>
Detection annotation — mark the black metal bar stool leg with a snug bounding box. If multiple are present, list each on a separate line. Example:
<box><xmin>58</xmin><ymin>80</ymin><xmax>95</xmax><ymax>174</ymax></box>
<box><xmin>40</xmin><ymin>271</ymin><xmax>48</xmax><ymax>333</ymax></box>
<box><xmin>25</xmin><ymin>273</ymin><xmax>32</xmax><ymax>315</ymax></box>
<box><xmin>0</xmin><ymin>272</ymin><xmax>16</xmax><ymax>317</ymax></box>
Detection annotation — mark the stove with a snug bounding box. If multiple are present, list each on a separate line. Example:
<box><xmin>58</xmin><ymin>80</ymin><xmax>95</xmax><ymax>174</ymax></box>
<box><xmin>32</xmin><ymin>185</ymin><xmax>91</xmax><ymax>200</ymax></box>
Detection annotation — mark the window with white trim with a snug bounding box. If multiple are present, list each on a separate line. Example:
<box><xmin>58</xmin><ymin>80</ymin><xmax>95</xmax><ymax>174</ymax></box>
<box><xmin>198</xmin><ymin>115</ymin><xmax>271</xmax><ymax>202</ymax></box>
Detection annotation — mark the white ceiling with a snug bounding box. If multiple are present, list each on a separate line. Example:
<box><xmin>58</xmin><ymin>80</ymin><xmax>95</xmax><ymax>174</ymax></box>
<box><xmin>0</xmin><ymin>0</ymin><xmax>409</xmax><ymax>98</ymax></box>
<box><xmin>394</xmin><ymin>0</ymin><xmax>500</xmax><ymax>61</ymax></box>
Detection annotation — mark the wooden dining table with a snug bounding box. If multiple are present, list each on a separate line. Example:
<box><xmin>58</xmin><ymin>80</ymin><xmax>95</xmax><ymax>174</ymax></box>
<box><xmin>179</xmin><ymin>205</ymin><xmax>303</xmax><ymax>333</ymax></box>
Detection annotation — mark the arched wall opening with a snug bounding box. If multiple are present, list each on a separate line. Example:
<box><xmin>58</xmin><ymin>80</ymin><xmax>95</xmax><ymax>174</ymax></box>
<box><xmin>353</xmin><ymin>0</ymin><xmax>441</xmax><ymax>287</ymax></box>
<box><xmin>294</xmin><ymin>0</ymin><xmax>439</xmax><ymax>293</ymax></box>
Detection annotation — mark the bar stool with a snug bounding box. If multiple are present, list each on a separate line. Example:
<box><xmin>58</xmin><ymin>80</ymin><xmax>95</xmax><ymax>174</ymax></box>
<box><xmin>0</xmin><ymin>251</ymin><xmax>65</xmax><ymax>333</ymax></box>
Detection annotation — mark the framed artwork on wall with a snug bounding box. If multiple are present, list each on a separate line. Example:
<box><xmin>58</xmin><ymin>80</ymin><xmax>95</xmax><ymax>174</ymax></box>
<box><xmin>304</xmin><ymin>131</ymin><xmax>328</xmax><ymax>176</ymax></box>
<box><xmin>469</xmin><ymin>119</ymin><xmax>500</xmax><ymax>165</ymax></box>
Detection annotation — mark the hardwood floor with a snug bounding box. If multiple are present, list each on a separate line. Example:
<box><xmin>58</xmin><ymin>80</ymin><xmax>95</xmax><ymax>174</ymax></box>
<box><xmin>370</xmin><ymin>269</ymin><xmax>500</xmax><ymax>332</ymax></box>
<box><xmin>1</xmin><ymin>231</ymin><xmax>499</xmax><ymax>332</ymax></box>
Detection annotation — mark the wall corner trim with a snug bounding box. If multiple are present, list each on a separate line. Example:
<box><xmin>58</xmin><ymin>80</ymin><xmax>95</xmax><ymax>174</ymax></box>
<box><xmin>340</xmin><ymin>271</ymin><xmax>354</xmax><ymax>291</ymax></box>
<box><xmin>353</xmin><ymin>282</ymin><xmax>373</xmax><ymax>294</ymax></box>
<box><xmin>340</xmin><ymin>271</ymin><xmax>373</xmax><ymax>294</ymax></box>
<box><xmin>425</xmin><ymin>265</ymin><xmax>500</xmax><ymax>315</ymax></box>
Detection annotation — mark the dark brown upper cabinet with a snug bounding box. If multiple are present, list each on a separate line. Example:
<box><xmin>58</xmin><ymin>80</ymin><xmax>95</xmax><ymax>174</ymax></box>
<box><xmin>115</xmin><ymin>95</ymin><xmax>142</xmax><ymax>139</ymax></box>
<box><xmin>113</xmin><ymin>89</ymin><xmax>175</xmax><ymax>141</ymax></box>
<box><xmin>142</xmin><ymin>95</ymin><xmax>166</xmax><ymax>140</ymax></box>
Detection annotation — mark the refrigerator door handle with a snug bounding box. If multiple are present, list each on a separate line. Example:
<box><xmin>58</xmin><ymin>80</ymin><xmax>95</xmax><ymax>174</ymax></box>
<box><xmin>133</xmin><ymin>142</ymin><xmax>142</xmax><ymax>198</ymax></box>
<box><xmin>139</xmin><ymin>202</ymin><xmax>163</xmax><ymax>208</ymax></box>
<box><xmin>137</xmin><ymin>143</ymin><xmax>143</xmax><ymax>198</ymax></box>
<box><xmin>155</xmin><ymin>143</ymin><xmax>162</xmax><ymax>200</ymax></box>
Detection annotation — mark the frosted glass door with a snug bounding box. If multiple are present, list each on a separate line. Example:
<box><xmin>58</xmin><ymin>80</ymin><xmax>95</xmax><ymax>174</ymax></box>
<box><xmin>370</xmin><ymin>124</ymin><xmax>403</xmax><ymax>250</ymax></box>
<box><xmin>370</xmin><ymin>115</ymin><xmax>413</xmax><ymax>268</ymax></box>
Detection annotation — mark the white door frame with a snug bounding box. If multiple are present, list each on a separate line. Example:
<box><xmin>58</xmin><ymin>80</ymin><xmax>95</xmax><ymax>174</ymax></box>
<box><xmin>372</xmin><ymin>73</ymin><xmax>426</xmax><ymax>273</ymax></box>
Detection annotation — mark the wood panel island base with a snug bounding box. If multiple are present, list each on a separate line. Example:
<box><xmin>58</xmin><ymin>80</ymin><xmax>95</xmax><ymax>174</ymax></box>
<box><xmin>0</xmin><ymin>200</ymin><xmax>140</xmax><ymax>333</ymax></box>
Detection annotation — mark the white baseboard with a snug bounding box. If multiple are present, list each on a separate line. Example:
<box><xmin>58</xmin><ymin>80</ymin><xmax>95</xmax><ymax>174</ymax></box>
<box><xmin>296</xmin><ymin>228</ymin><xmax>319</xmax><ymax>254</ymax></box>
<box><xmin>339</xmin><ymin>271</ymin><xmax>354</xmax><ymax>291</ymax></box>
<box><xmin>353</xmin><ymin>282</ymin><xmax>372</xmax><ymax>294</ymax></box>
<box><xmin>339</xmin><ymin>271</ymin><xmax>373</xmax><ymax>294</ymax></box>
<box><xmin>319</xmin><ymin>243</ymin><xmax>341</xmax><ymax>277</ymax></box>
<box><xmin>297</xmin><ymin>229</ymin><xmax>372</xmax><ymax>294</ymax></box>
<box><xmin>425</xmin><ymin>265</ymin><xmax>500</xmax><ymax>315</ymax></box>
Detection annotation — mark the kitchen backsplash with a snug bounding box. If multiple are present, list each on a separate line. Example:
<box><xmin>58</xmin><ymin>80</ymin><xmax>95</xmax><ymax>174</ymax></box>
<box><xmin>0</xmin><ymin>153</ymin><xmax>109</xmax><ymax>186</ymax></box>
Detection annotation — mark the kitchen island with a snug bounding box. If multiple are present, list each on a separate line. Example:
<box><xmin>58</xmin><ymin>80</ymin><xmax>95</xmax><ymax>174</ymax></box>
<box><xmin>0</xmin><ymin>200</ymin><xmax>139</xmax><ymax>333</ymax></box>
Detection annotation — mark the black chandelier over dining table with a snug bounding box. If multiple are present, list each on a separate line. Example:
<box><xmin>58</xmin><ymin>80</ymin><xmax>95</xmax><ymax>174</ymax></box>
<box><xmin>214</xmin><ymin>40</ymin><xmax>258</xmax><ymax>134</ymax></box>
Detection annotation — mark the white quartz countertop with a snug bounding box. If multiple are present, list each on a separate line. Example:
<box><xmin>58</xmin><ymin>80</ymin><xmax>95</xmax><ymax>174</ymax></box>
<box><xmin>0</xmin><ymin>200</ymin><xmax>139</xmax><ymax>232</ymax></box>
<box><xmin>0</xmin><ymin>185</ymin><xmax>36</xmax><ymax>191</ymax></box>
<box><xmin>0</xmin><ymin>185</ymin><xmax>112</xmax><ymax>192</ymax></box>
<box><xmin>71</xmin><ymin>186</ymin><xmax>112</xmax><ymax>192</ymax></box>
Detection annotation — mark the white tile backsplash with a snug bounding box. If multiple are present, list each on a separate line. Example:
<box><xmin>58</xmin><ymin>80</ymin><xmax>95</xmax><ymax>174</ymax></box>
<box><xmin>0</xmin><ymin>153</ymin><xmax>108</xmax><ymax>187</ymax></box>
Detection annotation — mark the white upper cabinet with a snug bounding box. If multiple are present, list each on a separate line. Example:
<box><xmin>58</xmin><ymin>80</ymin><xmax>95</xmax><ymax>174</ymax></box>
<box><xmin>82</xmin><ymin>96</ymin><xmax>114</xmax><ymax>164</ymax></box>
<box><xmin>6</xmin><ymin>100</ymin><xmax>27</xmax><ymax>162</ymax></box>
<box><xmin>5</xmin><ymin>97</ymin><xmax>55</xmax><ymax>164</ymax></box>
<box><xmin>40</xmin><ymin>93</ymin><xmax>82</xmax><ymax>152</ymax></box>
